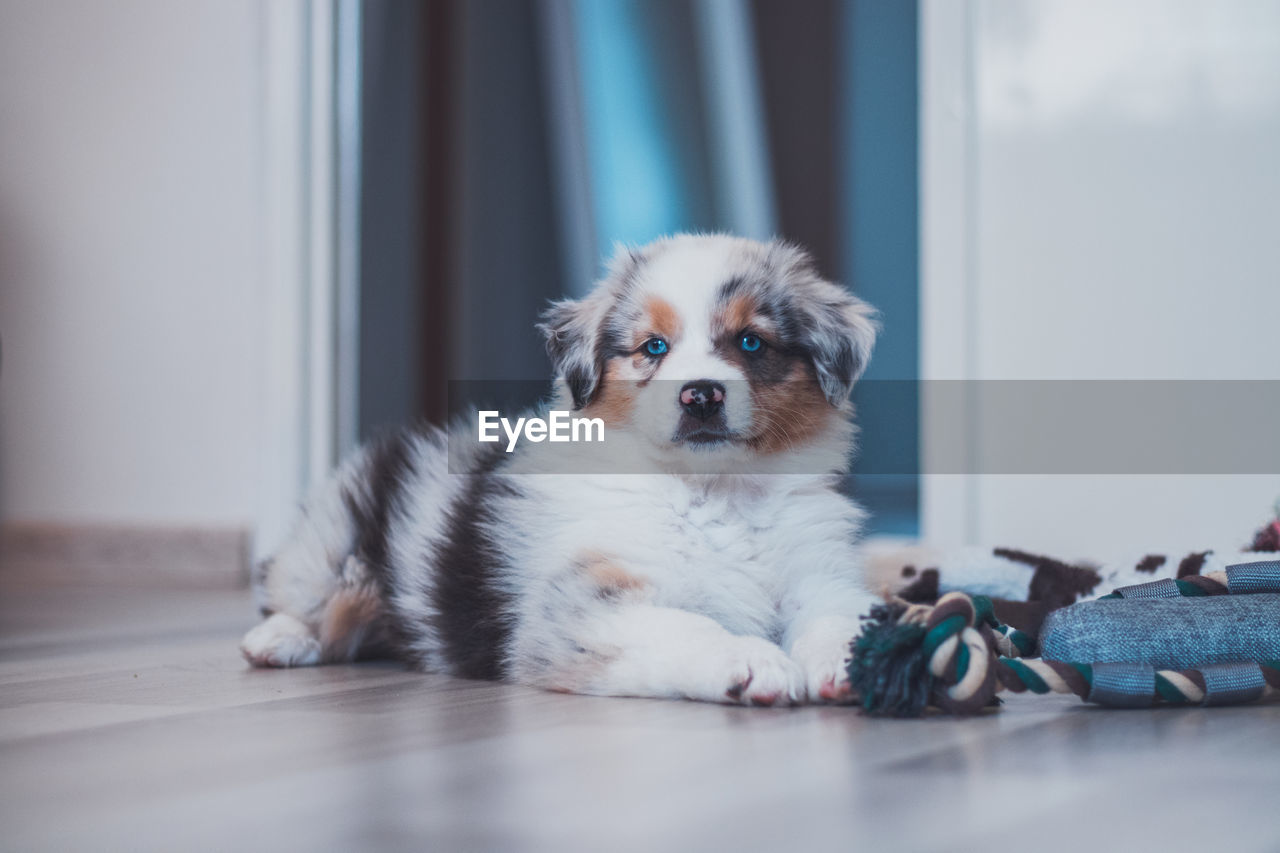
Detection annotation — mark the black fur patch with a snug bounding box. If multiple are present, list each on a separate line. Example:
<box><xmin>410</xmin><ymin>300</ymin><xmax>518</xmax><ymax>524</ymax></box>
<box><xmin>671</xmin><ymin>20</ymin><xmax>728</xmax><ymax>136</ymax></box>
<box><xmin>1176</xmin><ymin>551</ymin><xmax>1211</xmax><ymax>578</ymax></box>
<box><xmin>988</xmin><ymin>598</ymin><xmax>1054</xmax><ymax>637</ymax></box>
<box><xmin>712</xmin><ymin>260</ymin><xmax>867</xmax><ymax>404</ymax></box>
<box><xmin>1135</xmin><ymin>554</ymin><xmax>1167</xmax><ymax>574</ymax></box>
<box><xmin>335</xmin><ymin>430</ymin><xmax>420</xmax><ymax>659</ymax></box>
<box><xmin>1250</xmin><ymin>521</ymin><xmax>1280</xmax><ymax>553</ymax></box>
<box><xmin>715</xmin><ymin>274</ymin><xmax>803</xmax><ymax>348</ymax></box>
<box><xmin>253</xmin><ymin>557</ymin><xmax>276</xmax><ymax>617</ymax></box>
<box><xmin>342</xmin><ymin>429</ymin><xmax>416</xmax><ymax>589</ymax></box>
<box><xmin>426</xmin><ymin>444</ymin><xmax>517</xmax><ymax>680</ymax></box>
<box><xmin>540</xmin><ymin>305</ymin><xmax>600</xmax><ymax>409</ymax></box>
<box><xmin>994</xmin><ymin>547</ymin><xmax>1101</xmax><ymax>609</ymax></box>
<box><xmin>541</xmin><ymin>249</ymin><xmax>647</xmax><ymax>409</ymax></box>
<box><xmin>898</xmin><ymin>568</ymin><xmax>940</xmax><ymax>603</ymax></box>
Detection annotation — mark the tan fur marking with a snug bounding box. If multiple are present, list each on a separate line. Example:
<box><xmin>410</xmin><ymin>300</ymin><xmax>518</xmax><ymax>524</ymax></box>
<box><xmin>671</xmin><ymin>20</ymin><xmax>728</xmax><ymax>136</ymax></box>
<box><xmin>576</xmin><ymin>549</ymin><xmax>648</xmax><ymax>598</ymax></box>
<box><xmin>582</xmin><ymin>360</ymin><xmax>636</xmax><ymax>425</ymax></box>
<box><xmin>525</xmin><ymin>553</ymin><xmax>637</xmax><ymax>693</ymax></box>
<box><xmin>748</xmin><ymin>361</ymin><xmax>835</xmax><ymax>455</ymax></box>
<box><xmin>714</xmin><ymin>292</ymin><xmax>779</xmax><ymax>342</ymax></box>
<box><xmin>720</xmin><ymin>293</ymin><xmax>758</xmax><ymax>338</ymax></box>
<box><xmin>644</xmin><ymin>294</ymin><xmax>682</xmax><ymax>342</ymax></box>
<box><xmin>320</xmin><ymin>584</ymin><xmax>382</xmax><ymax>661</ymax></box>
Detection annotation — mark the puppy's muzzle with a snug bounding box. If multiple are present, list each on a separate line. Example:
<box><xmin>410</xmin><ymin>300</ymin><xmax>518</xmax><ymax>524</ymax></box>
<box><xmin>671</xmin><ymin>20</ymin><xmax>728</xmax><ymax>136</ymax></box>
<box><xmin>679</xmin><ymin>381</ymin><xmax>725</xmax><ymax>421</ymax></box>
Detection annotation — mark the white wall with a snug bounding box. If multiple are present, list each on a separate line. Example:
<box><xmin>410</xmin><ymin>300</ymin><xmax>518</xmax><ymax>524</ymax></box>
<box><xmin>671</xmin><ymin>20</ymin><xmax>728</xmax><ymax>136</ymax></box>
<box><xmin>0</xmin><ymin>0</ymin><xmax>267</xmax><ymax>527</ymax></box>
<box><xmin>922</xmin><ymin>0</ymin><xmax>1280</xmax><ymax>552</ymax></box>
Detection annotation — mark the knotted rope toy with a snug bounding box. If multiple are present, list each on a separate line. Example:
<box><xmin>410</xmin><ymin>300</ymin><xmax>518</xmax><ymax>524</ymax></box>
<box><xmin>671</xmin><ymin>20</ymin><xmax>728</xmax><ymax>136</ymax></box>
<box><xmin>847</xmin><ymin>559</ymin><xmax>1280</xmax><ymax>716</ymax></box>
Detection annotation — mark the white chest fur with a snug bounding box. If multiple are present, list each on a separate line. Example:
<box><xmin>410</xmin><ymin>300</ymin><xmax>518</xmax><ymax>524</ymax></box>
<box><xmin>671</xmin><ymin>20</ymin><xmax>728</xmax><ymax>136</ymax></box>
<box><xmin>509</xmin><ymin>472</ymin><xmax>853</xmax><ymax>641</ymax></box>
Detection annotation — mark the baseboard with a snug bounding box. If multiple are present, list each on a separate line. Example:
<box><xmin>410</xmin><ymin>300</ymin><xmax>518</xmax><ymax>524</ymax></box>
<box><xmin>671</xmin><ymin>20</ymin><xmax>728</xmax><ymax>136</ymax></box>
<box><xmin>0</xmin><ymin>522</ymin><xmax>251</xmax><ymax>588</ymax></box>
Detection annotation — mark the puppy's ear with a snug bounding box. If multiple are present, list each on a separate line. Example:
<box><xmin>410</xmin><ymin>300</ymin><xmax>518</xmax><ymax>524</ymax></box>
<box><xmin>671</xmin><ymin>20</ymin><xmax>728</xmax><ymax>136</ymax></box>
<box><xmin>801</xmin><ymin>283</ymin><xmax>879</xmax><ymax>405</ymax></box>
<box><xmin>538</xmin><ymin>290</ymin><xmax>611</xmax><ymax>409</ymax></box>
<box><xmin>540</xmin><ymin>244</ymin><xmax>642</xmax><ymax>409</ymax></box>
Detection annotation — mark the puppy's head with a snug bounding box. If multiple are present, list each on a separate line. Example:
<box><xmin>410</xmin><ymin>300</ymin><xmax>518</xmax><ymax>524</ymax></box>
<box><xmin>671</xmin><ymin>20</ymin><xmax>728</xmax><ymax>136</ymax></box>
<box><xmin>539</xmin><ymin>235</ymin><xmax>877</xmax><ymax>467</ymax></box>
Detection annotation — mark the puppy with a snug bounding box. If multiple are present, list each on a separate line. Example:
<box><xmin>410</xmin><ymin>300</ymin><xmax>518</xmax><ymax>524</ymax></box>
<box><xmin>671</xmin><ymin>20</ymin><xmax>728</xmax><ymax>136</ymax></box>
<box><xmin>242</xmin><ymin>234</ymin><xmax>881</xmax><ymax>705</ymax></box>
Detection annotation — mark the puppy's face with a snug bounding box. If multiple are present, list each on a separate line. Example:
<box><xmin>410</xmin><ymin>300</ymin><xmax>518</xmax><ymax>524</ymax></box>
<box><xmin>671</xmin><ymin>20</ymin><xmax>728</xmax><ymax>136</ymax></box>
<box><xmin>540</xmin><ymin>235</ymin><xmax>877</xmax><ymax>468</ymax></box>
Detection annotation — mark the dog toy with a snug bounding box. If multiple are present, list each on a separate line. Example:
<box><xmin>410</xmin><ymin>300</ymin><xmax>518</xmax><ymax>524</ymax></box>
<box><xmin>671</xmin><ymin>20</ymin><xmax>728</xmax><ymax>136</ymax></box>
<box><xmin>862</xmin><ymin>501</ymin><xmax>1280</xmax><ymax>625</ymax></box>
<box><xmin>847</xmin><ymin>558</ymin><xmax>1280</xmax><ymax>716</ymax></box>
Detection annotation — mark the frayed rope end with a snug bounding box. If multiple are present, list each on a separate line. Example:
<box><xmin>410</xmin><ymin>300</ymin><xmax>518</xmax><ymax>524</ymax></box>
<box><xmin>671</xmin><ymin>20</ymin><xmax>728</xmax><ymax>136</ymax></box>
<box><xmin>847</xmin><ymin>595</ymin><xmax>1003</xmax><ymax>717</ymax></box>
<box><xmin>847</xmin><ymin>603</ymin><xmax>936</xmax><ymax>718</ymax></box>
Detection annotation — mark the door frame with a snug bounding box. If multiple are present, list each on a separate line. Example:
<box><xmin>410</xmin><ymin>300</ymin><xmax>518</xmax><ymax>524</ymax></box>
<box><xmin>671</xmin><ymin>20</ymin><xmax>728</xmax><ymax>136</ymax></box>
<box><xmin>256</xmin><ymin>0</ymin><xmax>361</xmax><ymax>558</ymax></box>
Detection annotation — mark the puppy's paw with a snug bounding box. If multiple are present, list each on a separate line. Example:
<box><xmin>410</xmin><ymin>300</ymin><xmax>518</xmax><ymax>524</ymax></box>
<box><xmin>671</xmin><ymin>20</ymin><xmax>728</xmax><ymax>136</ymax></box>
<box><xmin>796</xmin><ymin>649</ymin><xmax>855</xmax><ymax>703</ymax></box>
<box><xmin>704</xmin><ymin>636</ymin><xmax>805</xmax><ymax>707</ymax></box>
<box><xmin>241</xmin><ymin>613</ymin><xmax>322</xmax><ymax>668</ymax></box>
<box><xmin>790</xmin><ymin>620</ymin><xmax>860</xmax><ymax>704</ymax></box>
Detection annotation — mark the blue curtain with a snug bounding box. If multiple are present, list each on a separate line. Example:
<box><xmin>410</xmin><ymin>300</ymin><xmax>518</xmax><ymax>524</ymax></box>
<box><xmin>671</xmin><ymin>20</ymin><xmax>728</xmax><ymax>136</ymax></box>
<box><xmin>562</xmin><ymin>0</ymin><xmax>920</xmax><ymax>535</ymax></box>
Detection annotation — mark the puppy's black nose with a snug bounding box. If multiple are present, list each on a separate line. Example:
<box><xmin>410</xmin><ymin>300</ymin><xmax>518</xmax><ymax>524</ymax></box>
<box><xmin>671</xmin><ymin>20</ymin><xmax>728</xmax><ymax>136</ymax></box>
<box><xmin>679</xmin><ymin>381</ymin><xmax>726</xmax><ymax>421</ymax></box>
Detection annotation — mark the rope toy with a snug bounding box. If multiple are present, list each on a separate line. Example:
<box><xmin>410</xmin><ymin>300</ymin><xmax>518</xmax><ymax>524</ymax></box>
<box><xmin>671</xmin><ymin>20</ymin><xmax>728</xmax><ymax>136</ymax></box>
<box><xmin>847</xmin><ymin>559</ymin><xmax>1280</xmax><ymax>717</ymax></box>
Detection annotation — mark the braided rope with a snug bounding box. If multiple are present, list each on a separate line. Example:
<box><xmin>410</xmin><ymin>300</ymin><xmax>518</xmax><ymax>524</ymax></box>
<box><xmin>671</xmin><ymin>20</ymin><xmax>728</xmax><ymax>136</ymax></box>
<box><xmin>900</xmin><ymin>591</ymin><xmax>999</xmax><ymax>714</ymax></box>
<box><xmin>857</xmin><ymin>565</ymin><xmax>1280</xmax><ymax>713</ymax></box>
<box><xmin>995</xmin><ymin>657</ymin><xmax>1280</xmax><ymax>705</ymax></box>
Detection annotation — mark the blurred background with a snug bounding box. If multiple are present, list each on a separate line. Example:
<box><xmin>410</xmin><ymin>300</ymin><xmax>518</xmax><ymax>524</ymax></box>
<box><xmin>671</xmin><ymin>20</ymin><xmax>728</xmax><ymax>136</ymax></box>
<box><xmin>1</xmin><ymin>0</ymin><xmax>1277</xmax><ymax>585</ymax></box>
<box><xmin>358</xmin><ymin>0</ymin><xmax>919</xmax><ymax>534</ymax></box>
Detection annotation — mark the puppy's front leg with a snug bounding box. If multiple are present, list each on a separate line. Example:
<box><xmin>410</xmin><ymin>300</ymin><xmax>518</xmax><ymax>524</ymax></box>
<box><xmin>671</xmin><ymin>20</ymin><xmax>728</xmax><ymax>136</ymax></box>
<box><xmin>517</xmin><ymin>602</ymin><xmax>805</xmax><ymax>706</ymax></box>
<box><xmin>782</xmin><ymin>576</ymin><xmax>879</xmax><ymax>704</ymax></box>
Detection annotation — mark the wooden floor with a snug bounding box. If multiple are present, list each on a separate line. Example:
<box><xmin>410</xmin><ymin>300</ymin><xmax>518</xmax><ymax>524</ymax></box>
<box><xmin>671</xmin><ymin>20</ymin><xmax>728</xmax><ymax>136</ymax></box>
<box><xmin>2</xmin><ymin>580</ymin><xmax>1277</xmax><ymax>852</ymax></box>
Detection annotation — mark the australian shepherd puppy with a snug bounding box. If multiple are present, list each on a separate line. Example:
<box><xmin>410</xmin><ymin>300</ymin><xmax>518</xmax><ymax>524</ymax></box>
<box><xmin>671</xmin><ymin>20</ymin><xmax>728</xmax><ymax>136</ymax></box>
<box><xmin>242</xmin><ymin>234</ymin><xmax>881</xmax><ymax>705</ymax></box>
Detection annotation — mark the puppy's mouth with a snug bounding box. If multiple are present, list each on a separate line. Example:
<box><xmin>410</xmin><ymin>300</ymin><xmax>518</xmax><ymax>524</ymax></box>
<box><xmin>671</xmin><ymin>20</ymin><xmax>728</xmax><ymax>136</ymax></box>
<box><xmin>672</xmin><ymin>415</ymin><xmax>741</xmax><ymax>448</ymax></box>
<box><xmin>676</xmin><ymin>429</ymin><xmax>737</xmax><ymax>446</ymax></box>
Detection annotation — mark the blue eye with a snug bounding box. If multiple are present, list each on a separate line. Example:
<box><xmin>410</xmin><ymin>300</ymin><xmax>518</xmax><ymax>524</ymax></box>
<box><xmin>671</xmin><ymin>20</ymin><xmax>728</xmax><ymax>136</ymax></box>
<box><xmin>645</xmin><ymin>338</ymin><xmax>668</xmax><ymax>356</ymax></box>
<box><xmin>740</xmin><ymin>334</ymin><xmax>762</xmax><ymax>353</ymax></box>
